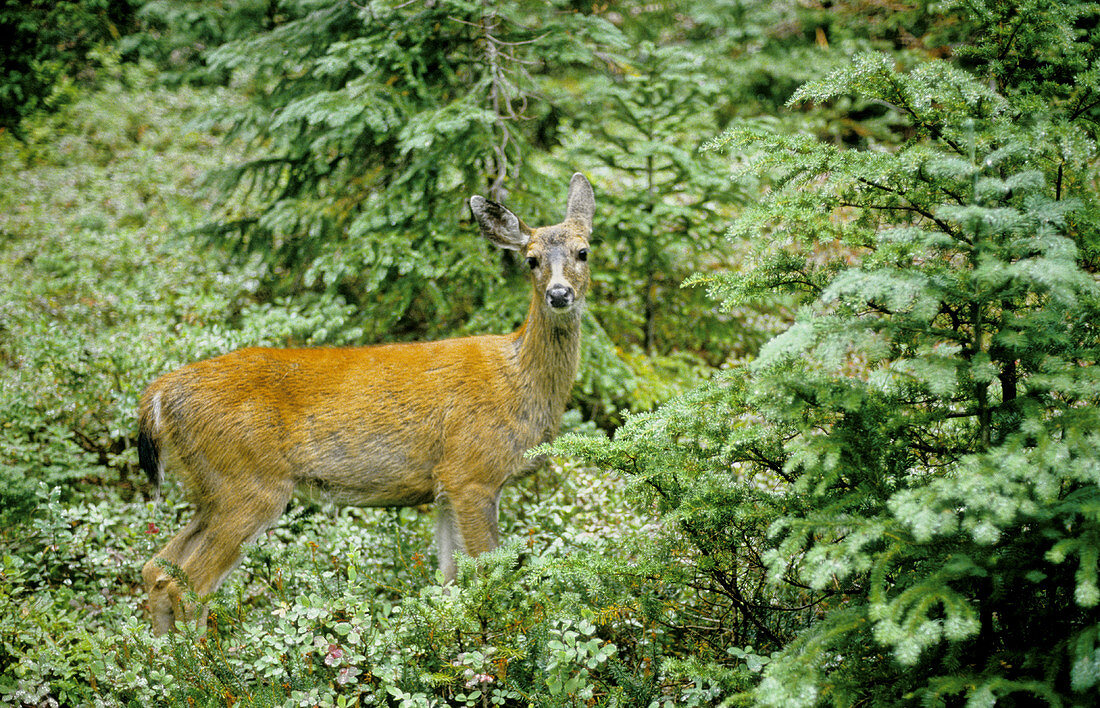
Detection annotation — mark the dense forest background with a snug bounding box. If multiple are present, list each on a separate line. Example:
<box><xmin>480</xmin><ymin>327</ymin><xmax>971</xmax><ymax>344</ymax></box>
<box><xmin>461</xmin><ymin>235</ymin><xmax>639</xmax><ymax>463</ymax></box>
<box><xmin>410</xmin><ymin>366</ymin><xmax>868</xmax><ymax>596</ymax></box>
<box><xmin>3</xmin><ymin>0</ymin><xmax>1100</xmax><ymax>705</ymax></box>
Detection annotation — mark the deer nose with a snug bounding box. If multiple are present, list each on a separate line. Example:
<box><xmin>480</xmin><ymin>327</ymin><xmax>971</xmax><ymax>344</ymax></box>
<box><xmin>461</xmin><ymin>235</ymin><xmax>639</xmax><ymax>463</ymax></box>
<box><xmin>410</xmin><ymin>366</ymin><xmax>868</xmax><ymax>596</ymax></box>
<box><xmin>546</xmin><ymin>284</ymin><xmax>575</xmax><ymax>309</ymax></box>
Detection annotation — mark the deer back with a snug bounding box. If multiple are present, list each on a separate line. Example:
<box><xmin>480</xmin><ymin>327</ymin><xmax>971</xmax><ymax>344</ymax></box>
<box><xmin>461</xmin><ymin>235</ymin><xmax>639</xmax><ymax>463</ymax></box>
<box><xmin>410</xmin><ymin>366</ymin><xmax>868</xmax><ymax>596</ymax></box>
<box><xmin>139</xmin><ymin>173</ymin><xmax>595</xmax><ymax>511</ymax></box>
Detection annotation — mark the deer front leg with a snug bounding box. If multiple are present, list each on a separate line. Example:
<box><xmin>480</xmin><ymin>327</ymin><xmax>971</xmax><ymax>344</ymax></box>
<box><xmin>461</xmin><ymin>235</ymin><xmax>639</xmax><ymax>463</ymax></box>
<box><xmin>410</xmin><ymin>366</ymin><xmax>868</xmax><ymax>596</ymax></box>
<box><xmin>435</xmin><ymin>485</ymin><xmax>502</xmax><ymax>582</ymax></box>
<box><xmin>435</xmin><ymin>495</ymin><xmax>459</xmax><ymax>582</ymax></box>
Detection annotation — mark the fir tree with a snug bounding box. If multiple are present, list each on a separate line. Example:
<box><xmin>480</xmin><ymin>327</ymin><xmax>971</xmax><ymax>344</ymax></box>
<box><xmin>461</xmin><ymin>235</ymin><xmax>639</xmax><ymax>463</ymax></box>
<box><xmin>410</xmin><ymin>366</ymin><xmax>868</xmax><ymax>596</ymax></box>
<box><xmin>181</xmin><ymin>0</ymin><xmax>623</xmax><ymax>341</ymax></box>
<box><xmin>560</xmin><ymin>0</ymin><xmax>1100</xmax><ymax>703</ymax></box>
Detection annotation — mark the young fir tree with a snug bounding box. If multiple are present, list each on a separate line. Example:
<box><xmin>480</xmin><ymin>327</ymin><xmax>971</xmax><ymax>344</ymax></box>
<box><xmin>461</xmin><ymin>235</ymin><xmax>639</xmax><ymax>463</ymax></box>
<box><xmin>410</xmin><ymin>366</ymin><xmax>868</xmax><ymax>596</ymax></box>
<box><xmin>181</xmin><ymin>0</ymin><xmax>622</xmax><ymax>341</ymax></box>
<box><xmin>559</xmin><ymin>0</ymin><xmax>1100</xmax><ymax>703</ymax></box>
<box><xmin>565</xmin><ymin>40</ymin><xmax>735</xmax><ymax>359</ymax></box>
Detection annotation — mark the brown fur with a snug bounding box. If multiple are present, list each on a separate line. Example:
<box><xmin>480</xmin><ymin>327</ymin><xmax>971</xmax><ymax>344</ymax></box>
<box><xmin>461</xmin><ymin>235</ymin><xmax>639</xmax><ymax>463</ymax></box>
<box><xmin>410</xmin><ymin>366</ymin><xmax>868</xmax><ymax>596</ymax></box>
<box><xmin>139</xmin><ymin>174</ymin><xmax>595</xmax><ymax>634</ymax></box>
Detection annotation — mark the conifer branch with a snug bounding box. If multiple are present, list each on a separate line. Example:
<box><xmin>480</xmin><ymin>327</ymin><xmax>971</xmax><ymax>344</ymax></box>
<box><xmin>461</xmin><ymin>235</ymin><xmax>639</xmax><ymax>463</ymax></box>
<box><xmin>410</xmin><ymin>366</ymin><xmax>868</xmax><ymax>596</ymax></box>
<box><xmin>1068</xmin><ymin>91</ymin><xmax>1100</xmax><ymax>121</ymax></box>
<box><xmin>853</xmin><ymin>177</ymin><xmax>964</xmax><ymax>241</ymax></box>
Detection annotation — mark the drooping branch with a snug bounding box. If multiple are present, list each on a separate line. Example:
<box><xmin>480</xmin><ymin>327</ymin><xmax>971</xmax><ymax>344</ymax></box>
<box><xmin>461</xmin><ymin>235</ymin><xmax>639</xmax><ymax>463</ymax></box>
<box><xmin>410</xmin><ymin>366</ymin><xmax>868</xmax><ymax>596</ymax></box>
<box><xmin>471</xmin><ymin>5</ymin><xmax>542</xmax><ymax>202</ymax></box>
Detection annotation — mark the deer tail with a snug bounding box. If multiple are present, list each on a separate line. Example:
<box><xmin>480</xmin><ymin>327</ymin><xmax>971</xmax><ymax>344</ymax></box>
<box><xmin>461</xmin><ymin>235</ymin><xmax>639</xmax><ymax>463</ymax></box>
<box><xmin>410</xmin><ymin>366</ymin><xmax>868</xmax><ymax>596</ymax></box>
<box><xmin>137</xmin><ymin>391</ymin><xmax>164</xmax><ymax>493</ymax></box>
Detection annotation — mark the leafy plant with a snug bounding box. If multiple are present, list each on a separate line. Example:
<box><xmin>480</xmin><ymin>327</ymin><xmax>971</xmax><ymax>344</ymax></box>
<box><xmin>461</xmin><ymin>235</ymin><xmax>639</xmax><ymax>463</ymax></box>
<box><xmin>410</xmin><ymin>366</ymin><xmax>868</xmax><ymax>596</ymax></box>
<box><xmin>0</xmin><ymin>56</ymin><xmax>258</xmax><ymax>515</ymax></box>
<box><xmin>0</xmin><ymin>0</ymin><xmax>140</xmax><ymax>136</ymax></box>
<box><xmin>559</xmin><ymin>0</ymin><xmax>1100</xmax><ymax>704</ymax></box>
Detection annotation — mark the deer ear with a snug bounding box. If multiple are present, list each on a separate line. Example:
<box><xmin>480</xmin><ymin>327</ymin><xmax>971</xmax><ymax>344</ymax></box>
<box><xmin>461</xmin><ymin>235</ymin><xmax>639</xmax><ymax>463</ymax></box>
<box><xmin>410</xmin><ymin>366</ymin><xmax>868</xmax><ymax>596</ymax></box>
<box><xmin>564</xmin><ymin>173</ymin><xmax>594</xmax><ymax>231</ymax></box>
<box><xmin>469</xmin><ymin>196</ymin><xmax>532</xmax><ymax>251</ymax></box>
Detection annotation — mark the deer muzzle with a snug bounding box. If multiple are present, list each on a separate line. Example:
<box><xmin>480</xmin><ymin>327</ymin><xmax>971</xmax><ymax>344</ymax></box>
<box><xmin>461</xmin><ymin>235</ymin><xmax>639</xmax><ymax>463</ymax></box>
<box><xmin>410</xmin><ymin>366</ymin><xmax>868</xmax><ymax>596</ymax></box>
<box><xmin>546</xmin><ymin>284</ymin><xmax>575</xmax><ymax>309</ymax></box>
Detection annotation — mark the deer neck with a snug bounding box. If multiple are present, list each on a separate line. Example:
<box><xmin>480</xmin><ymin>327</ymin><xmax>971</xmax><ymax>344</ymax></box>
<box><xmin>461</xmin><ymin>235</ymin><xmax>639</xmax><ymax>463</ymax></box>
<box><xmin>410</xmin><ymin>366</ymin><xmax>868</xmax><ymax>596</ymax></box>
<box><xmin>512</xmin><ymin>295</ymin><xmax>583</xmax><ymax>424</ymax></box>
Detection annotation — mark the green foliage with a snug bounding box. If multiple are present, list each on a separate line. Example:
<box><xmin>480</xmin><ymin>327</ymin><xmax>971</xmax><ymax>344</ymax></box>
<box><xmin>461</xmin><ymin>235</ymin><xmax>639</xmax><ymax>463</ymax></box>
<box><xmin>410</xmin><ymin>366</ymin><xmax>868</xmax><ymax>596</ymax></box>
<box><xmin>0</xmin><ymin>59</ymin><xmax>216</xmax><ymax>514</ymax></box>
<box><xmin>565</xmin><ymin>40</ymin><xmax>737</xmax><ymax>358</ymax></box>
<box><xmin>561</xmin><ymin>1</ymin><xmax>1100</xmax><ymax>704</ymax></box>
<box><xmin>11</xmin><ymin>1</ymin><xmax>1100</xmax><ymax>706</ymax></box>
<box><xmin>0</xmin><ymin>464</ymin><xmax>658</xmax><ymax>706</ymax></box>
<box><xmin>0</xmin><ymin>57</ymin><xmax>357</xmax><ymax>520</ymax></box>
<box><xmin>0</xmin><ymin>0</ymin><xmax>139</xmax><ymax>136</ymax></box>
<box><xmin>0</xmin><ymin>484</ymin><xmax>165</xmax><ymax>705</ymax></box>
<box><xmin>124</xmin><ymin>0</ymin><xmax>289</xmax><ymax>85</ymax></box>
<box><xmin>179</xmin><ymin>0</ymin><xmax>623</xmax><ymax>342</ymax></box>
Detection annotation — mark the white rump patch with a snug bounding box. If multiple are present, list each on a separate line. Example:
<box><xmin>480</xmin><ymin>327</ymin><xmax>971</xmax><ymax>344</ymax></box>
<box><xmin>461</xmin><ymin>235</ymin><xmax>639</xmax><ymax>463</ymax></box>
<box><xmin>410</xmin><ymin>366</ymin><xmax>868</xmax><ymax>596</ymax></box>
<box><xmin>152</xmin><ymin>391</ymin><xmax>163</xmax><ymax>430</ymax></box>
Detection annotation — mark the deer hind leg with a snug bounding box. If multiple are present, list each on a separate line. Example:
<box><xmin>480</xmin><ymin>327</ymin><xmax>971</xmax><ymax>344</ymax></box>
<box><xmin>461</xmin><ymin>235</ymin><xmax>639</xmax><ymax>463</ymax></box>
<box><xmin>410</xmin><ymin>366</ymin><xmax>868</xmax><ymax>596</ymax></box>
<box><xmin>145</xmin><ymin>483</ymin><xmax>292</xmax><ymax>635</ymax></box>
<box><xmin>144</xmin><ymin>516</ymin><xmax>208</xmax><ymax>635</ymax></box>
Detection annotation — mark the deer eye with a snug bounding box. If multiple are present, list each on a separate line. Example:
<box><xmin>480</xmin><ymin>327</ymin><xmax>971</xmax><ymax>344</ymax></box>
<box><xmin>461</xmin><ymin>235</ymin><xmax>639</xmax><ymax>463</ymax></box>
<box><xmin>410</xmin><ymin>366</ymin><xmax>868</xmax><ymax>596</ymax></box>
<box><xmin>525</xmin><ymin>255</ymin><xmax>539</xmax><ymax>270</ymax></box>
<box><xmin>577</xmin><ymin>248</ymin><xmax>589</xmax><ymax>262</ymax></box>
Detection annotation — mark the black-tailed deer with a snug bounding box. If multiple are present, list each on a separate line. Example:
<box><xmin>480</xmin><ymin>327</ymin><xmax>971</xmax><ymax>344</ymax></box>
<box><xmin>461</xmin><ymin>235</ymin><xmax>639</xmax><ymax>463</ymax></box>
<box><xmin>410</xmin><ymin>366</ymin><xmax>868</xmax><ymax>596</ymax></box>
<box><xmin>138</xmin><ymin>173</ymin><xmax>594</xmax><ymax>634</ymax></box>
